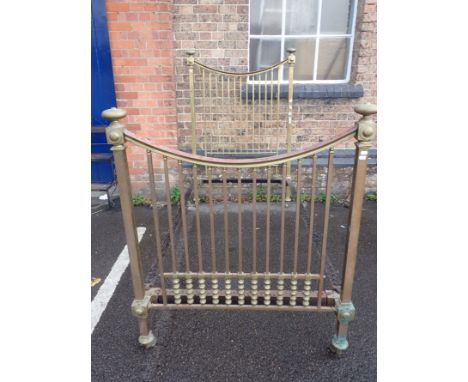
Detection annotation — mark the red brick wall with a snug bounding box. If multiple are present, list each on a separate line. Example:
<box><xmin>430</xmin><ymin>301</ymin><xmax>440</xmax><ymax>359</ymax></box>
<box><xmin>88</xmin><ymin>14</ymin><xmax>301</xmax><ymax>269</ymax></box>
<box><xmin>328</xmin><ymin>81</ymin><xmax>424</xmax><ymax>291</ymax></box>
<box><xmin>106</xmin><ymin>0</ymin><xmax>178</xmax><ymax>191</ymax></box>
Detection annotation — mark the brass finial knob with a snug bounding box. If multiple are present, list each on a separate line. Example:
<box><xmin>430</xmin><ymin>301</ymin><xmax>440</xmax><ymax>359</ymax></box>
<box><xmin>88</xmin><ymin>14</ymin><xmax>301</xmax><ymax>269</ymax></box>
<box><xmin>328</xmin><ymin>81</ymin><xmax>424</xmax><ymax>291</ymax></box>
<box><xmin>186</xmin><ymin>50</ymin><xmax>195</xmax><ymax>56</ymax></box>
<box><xmin>287</xmin><ymin>48</ymin><xmax>296</xmax><ymax>54</ymax></box>
<box><xmin>354</xmin><ymin>104</ymin><xmax>377</xmax><ymax>118</ymax></box>
<box><xmin>101</xmin><ymin>107</ymin><xmax>127</xmax><ymax>122</ymax></box>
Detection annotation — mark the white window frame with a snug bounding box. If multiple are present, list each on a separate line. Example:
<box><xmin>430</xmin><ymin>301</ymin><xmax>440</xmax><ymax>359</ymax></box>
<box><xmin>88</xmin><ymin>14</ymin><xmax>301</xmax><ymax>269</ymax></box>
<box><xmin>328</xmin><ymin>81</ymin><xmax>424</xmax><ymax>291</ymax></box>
<box><xmin>248</xmin><ymin>0</ymin><xmax>359</xmax><ymax>84</ymax></box>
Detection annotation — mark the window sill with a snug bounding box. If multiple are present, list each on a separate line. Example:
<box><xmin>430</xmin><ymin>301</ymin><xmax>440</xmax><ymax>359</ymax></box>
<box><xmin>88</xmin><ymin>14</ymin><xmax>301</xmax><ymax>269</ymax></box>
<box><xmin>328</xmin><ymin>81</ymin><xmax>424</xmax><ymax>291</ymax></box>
<box><xmin>244</xmin><ymin>83</ymin><xmax>364</xmax><ymax>99</ymax></box>
<box><xmin>291</xmin><ymin>83</ymin><xmax>364</xmax><ymax>99</ymax></box>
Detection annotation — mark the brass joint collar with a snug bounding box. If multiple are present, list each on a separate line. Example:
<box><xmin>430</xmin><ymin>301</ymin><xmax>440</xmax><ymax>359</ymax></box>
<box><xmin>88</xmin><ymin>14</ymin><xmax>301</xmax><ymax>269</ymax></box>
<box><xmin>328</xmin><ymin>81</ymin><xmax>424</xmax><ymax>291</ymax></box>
<box><xmin>106</xmin><ymin>121</ymin><xmax>125</xmax><ymax>145</ymax></box>
<box><xmin>335</xmin><ymin>301</ymin><xmax>356</xmax><ymax>324</ymax></box>
<box><xmin>186</xmin><ymin>50</ymin><xmax>195</xmax><ymax>66</ymax></box>
<box><xmin>287</xmin><ymin>48</ymin><xmax>296</xmax><ymax>64</ymax></box>
<box><xmin>131</xmin><ymin>295</ymin><xmax>152</xmax><ymax>319</ymax></box>
<box><xmin>354</xmin><ymin>103</ymin><xmax>377</xmax><ymax>142</ymax></box>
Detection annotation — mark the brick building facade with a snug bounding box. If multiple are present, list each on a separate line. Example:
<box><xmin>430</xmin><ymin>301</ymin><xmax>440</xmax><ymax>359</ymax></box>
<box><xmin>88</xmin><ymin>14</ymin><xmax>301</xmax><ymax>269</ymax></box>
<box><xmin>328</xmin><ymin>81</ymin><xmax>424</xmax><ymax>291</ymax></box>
<box><xmin>105</xmin><ymin>0</ymin><xmax>377</xmax><ymax>192</ymax></box>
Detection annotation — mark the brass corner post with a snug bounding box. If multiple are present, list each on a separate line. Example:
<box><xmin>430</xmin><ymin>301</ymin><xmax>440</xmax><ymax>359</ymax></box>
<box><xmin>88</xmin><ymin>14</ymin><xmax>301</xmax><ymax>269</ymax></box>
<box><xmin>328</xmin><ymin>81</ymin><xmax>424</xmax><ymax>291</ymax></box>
<box><xmin>330</xmin><ymin>103</ymin><xmax>376</xmax><ymax>354</ymax></box>
<box><xmin>102</xmin><ymin>107</ymin><xmax>156</xmax><ymax>348</ymax></box>
<box><xmin>186</xmin><ymin>50</ymin><xmax>197</xmax><ymax>154</ymax></box>
<box><xmin>286</xmin><ymin>48</ymin><xmax>296</xmax><ymax>201</ymax></box>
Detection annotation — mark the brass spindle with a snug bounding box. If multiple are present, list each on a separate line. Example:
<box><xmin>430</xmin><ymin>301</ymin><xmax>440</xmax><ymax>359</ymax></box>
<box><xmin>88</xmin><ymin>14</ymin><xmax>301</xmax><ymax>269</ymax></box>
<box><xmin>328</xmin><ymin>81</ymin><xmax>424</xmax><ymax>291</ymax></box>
<box><xmin>265</xmin><ymin>166</ymin><xmax>271</xmax><ymax>273</ymax></box>
<box><xmin>276</xmin><ymin>67</ymin><xmax>281</xmax><ymax>152</ymax></box>
<box><xmin>304</xmin><ymin>154</ymin><xmax>317</xmax><ymax>307</ymax></box>
<box><xmin>252</xmin><ymin>77</ymin><xmax>260</xmax><ymax>152</ymax></box>
<box><xmin>290</xmin><ymin>159</ymin><xmax>302</xmax><ymax>306</ymax></box>
<box><xmin>147</xmin><ymin>150</ymin><xmax>167</xmax><ymax>305</ymax></box>
<box><xmin>193</xmin><ymin>164</ymin><xmax>206</xmax><ymax>304</ymax></box>
<box><xmin>264</xmin><ymin>72</ymin><xmax>267</xmax><ymax>139</ymax></box>
<box><xmin>252</xmin><ymin>169</ymin><xmax>257</xmax><ymax>273</ymax></box>
<box><xmin>208</xmin><ymin>168</ymin><xmax>218</xmax><ymax>305</ymax></box>
<box><xmin>245</xmin><ymin>76</ymin><xmax>248</xmax><ymax>153</ymax></box>
<box><xmin>279</xmin><ymin>164</ymin><xmax>287</xmax><ymax>274</ymax></box>
<box><xmin>208</xmin><ymin>73</ymin><xmax>213</xmax><ymax>153</ymax></box>
<box><xmin>237</xmin><ymin>168</ymin><xmax>244</xmax><ymax>304</ymax></box>
<box><xmin>186</xmin><ymin>51</ymin><xmax>196</xmax><ymax>154</ymax></box>
<box><xmin>270</xmin><ymin>70</ymin><xmax>274</xmax><ymax>151</ymax></box>
<box><xmin>317</xmin><ymin>147</ymin><xmax>335</xmax><ymax>308</ymax></box>
<box><xmin>293</xmin><ymin>159</ymin><xmax>302</xmax><ymax>273</ymax></box>
<box><xmin>177</xmin><ymin>161</ymin><xmax>190</xmax><ymax>272</ymax></box>
<box><xmin>163</xmin><ymin>156</ymin><xmax>181</xmax><ymax>304</ymax></box>
<box><xmin>227</xmin><ymin>75</ymin><xmax>230</xmax><ymax>117</ymax></box>
<box><xmin>223</xmin><ymin>168</ymin><xmax>231</xmax><ymax>304</ymax></box>
<box><xmin>277</xmin><ymin>164</ymin><xmax>288</xmax><ymax>306</ymax></box>
<box><xmin>202</xmin><ymin>68</ymin><xmax>206</xmax><ymax>121</ymax></box>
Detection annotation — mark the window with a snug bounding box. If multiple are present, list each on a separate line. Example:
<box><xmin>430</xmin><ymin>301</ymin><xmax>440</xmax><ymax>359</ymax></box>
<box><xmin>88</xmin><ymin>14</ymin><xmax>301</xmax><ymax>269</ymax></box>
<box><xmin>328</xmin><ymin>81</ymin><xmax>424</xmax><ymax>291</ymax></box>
<box><xmin>249</xmin><ymin>0</ymin><xmax>358</xmax><ymax>83</ymax></box>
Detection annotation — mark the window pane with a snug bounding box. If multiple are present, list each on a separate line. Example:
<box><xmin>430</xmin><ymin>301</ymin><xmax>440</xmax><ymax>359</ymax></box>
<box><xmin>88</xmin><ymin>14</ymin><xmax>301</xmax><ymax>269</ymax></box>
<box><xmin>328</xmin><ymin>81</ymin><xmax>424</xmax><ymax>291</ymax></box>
<box><xmin>249</xmin><ymin>38</ymin><xmax>282</xmax><ymax>71</ymax></box>
<box><xmin>316</xmin><ymin>38</ymin><xmax>349</xmax><ymax>80</ymax></box>
<box><xmin>283</xmin><ymin>38</ymin><xmax>315</xmax><ymax>81</ymax></box>
<box><xmin>285</xmin><ymin>0</ymin><xmax>319</xmax><ymax>35</ymax></box>
<box><xmin>250</xmin><ymin>0</ymin><xmax>282</xmax><ymax>35</ymax></box>
<box><xmin>320</xmin><ymin>0</ymin><xmax>354</xmax><ymax>34</ymax></box>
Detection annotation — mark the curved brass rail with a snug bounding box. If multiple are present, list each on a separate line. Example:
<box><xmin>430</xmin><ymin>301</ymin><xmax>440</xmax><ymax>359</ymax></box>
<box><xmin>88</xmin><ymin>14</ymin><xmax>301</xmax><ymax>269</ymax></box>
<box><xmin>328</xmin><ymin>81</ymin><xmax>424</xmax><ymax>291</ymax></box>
<box><xmin>193</xmin><ymin>59</ymin><xmax>288</xmax><ymax>77</ymax></box>
<box><xmin>124</xmin><ymin>127</ymin><xmax>357</xmax><ymax>168</ymax></box>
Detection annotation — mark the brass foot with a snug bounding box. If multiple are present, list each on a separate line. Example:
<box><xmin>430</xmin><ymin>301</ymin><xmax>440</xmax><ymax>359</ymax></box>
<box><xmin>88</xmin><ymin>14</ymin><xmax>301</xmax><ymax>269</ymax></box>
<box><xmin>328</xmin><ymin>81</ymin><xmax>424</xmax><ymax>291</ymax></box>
<box><xmin>329</xmin><ymin>334</ymin><xmax>349</xmax><ymax>355</ymax></box>
<box><xmin>138</xmin><ymin>330</ymin><xmax>156</xmax><ymax>349</ymax></box>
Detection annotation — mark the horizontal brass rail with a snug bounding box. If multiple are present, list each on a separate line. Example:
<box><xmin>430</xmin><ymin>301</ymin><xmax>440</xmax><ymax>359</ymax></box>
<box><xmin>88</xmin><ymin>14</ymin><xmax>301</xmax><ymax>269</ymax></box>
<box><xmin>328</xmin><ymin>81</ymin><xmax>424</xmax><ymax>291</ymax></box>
<box><xmin>193</xmin><ymin>59</ymin><xmax>288</xmax><ymax>77</ymax></box>
<box><xmin>150</xmin><ymin>304</ymin><xmax>336</xmax><ymax>312</ymax></box>
<box><xmin>124</xmin><ymin>127</ymin><xmax>357</xmax><ymax>168</ymax></box>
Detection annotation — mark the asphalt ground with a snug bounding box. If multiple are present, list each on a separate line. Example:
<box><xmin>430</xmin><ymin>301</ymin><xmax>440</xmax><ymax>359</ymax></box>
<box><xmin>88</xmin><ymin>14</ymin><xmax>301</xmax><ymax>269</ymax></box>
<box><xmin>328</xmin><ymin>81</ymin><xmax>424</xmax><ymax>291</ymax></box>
<box><xmin>91</xmin><ymin>199</ymin><xmax>376</xmax><ymax>381</ymax></box>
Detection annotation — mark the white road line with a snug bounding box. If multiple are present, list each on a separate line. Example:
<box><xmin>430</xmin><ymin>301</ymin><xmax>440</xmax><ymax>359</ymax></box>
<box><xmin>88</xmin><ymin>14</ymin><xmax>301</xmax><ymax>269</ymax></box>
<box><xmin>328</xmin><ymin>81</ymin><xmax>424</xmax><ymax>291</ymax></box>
<box><xmin>91</xmin><ymin>226</ymin><xmax>146</xmax><ymax>334</ymax></box>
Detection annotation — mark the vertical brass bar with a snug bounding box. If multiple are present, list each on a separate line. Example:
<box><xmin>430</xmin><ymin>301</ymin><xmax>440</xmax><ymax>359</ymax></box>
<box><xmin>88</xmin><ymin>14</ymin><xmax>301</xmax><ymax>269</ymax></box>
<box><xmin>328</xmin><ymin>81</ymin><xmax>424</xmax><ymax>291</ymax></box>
<box><xmin>163</xmin><ymin>156</ymin><xmax>181</xmax><ymax>304</ymax></box>
<box><xmin>306</xmin><ymin>154</ymin><xmax>318</xmax><ymax>274</ymax></box>
<box><xmin>266</xmin><ymin>166</ymin><xmax>274</xmax><ymax>306</ymax></box>
<box><xmin>251</xmin><ymin>76</ymin><xmax>255</xmax><ymax>153</ymax></box>
<box><xmin>237</xmin><ymin>168</ymin><xmax>245</xmax><ymax>305</ymax></box>
<box><xmin>215</xmin><ymin>73</ymin><xmax>219</xmax><ymax>152</ymax></box>
<box><xmin>192</xmin><ymin>165</ymin><xmax>203</xmax><ymax>272</ymax></box>
<box><xmin>286</xmin><ymin>49</ymin><xmax>295</xmax><ymax>155</ymax></box>
<box><xmin>223</xmin><ymin>170</ymin><xmax>232</xmax><ymax>304</ymax></box>
<box><xmin>264</xmin><ymin>72</ymin><xmax>267</xmax><ymax>139</ymax></box>
<box><xmin>245</xmin><ymin>76</ymin><xmax>248</xmax><ymax>154</ymax></box>
<box><xmin>208</xmin><ymin>167</ymin><xmax>219</xmax><ymax>304</ymax></box>
<box><xmin>193</xmin><ymin>164</ymin><xmax>205</xmax><ymax>304</ymax></box>
<box><xmin>293</xmin><ymin>159</ymin><xmax>302</xmax><ymax>273</ymax></box>
<box><xmin>265</xmin><ymin>167</ymin><xmax>271</xmax><ymax>273</ymax></box>
<box><xmin>178</xmin><ymin>160</ymin><xmax>193</xmax><ymax>304</ymax></box>
<box><xmin>252</xmin><ymin>169</ymin><xmax>257</xmax><ymax>273</ymax></box>
<box><xmin>270</xmin><ymin>70</ymin><xmax>274</xmax><ymax>152</ymax></box>
<box><xmin>186</xmin><ymin>51</ymin><xmax>196</xmax><ymax>154</ymax></box>
<box><xmin>227</xmin><ymin>75</ymin><xmax>230</xmax><ymax>117</ymax></box>
<box><xmin>177</xmin><ymin>161</ymin><xmax>190</xmax><ymax>272</ymax></box>
<box><xmin>207</xmin><ymin>168</ymin><xmax>217</xmax><ymax>272</ymax></box>
<box><xmin>279</xmin><ymin>164</ymin><xmax>287</xmax><ymax>274</ymax></box>
<box><xmin>208</xmin><ymin>72</ymin><xmax>212</xmax><ymax>153</ymax></box>
<box><xmin>276</xmin><ymin>67</ymin><xmax>281</xmax><ymax>153</ymax></box>
<box><xmin>201</xmin><ymin>69</ymin><xmax>206</xmax><ymax>154</ymax></box>
<box><xmin>285</xmin><ymin>49</ymin><xmax>296</xmax><ymax>202</ymax></box>
<box><xmin>221</xmin><ymin>75</ymin><xmax>225</xmax><ymax>154</ymax></box>
<box><xmin>163</xmin><ymin>157</ymin><xmax>177</xmax><ymax>273</ymax></box>
<box><xmin>223</xmin><ymin>168</ymin><xmax>230</xmax><ymax>272</ymax></box>
<box><xmin>147</xmin><ymin>150</ymin><xmax>167</xmax><ymax>305</ymax></box>
<box><xmin>317</xmin><ymin>147</ymin><xmax>335</xmax><ymax>308</ymax></box>
<box><xmin>237</xmin><ymin>168</ymin><xmax>243</xmax><ymax>272</ymax></box>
